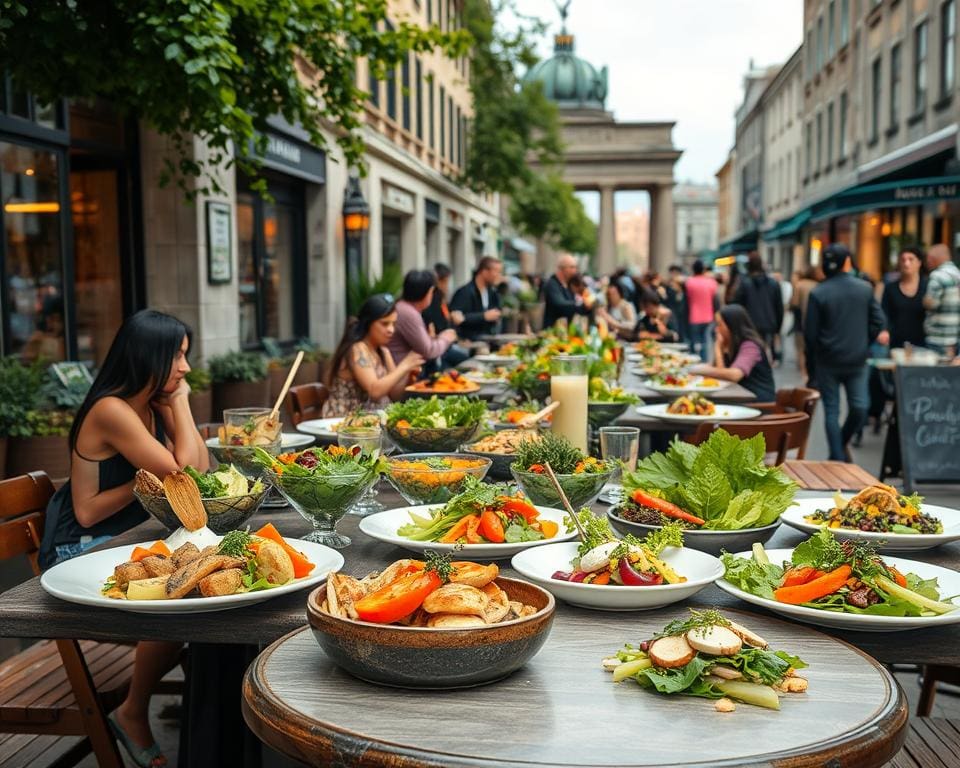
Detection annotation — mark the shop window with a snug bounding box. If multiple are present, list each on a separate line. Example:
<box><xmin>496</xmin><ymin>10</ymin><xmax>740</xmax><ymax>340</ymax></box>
<box><xmin>804</xmin><ymin>121</ymin><xmax>812</xmax><ymax>178</ymax></box>
<box><xmin>448</xmin><ymin>95</ymin><xmax>454</xmax><ymax>165</ymax></box>
<box><xmin>816</xmin><ymin>16</ymin><xmax>824</xmax><ymax>71</ymax></box>
<box><xmin>915</xmin><ymin>21</ymin><xmax>929</xmax><ymax>112</ymax></box>
<box><xmin>382</xmin><ymin>215</ymin><xmax>403</xmax><ymax>270</ymax></box>
<box><xmin>871</xmin><ymin>57</ymin><xmax>882</xmax><ymax>141</ymax></box>
<box><xmin>941</xmin><ymin>0</ymin><xmax>956</xmax><ymax>98</ymax></box>
<box><xmin>401</xmin><ymin>54</ymin><xmax>411</xmax><ymax>131</ymax></box>
<box><xmin>369</xmin><ymin>65</ymin><xmax>380</xmax><ymax>109</ymax></box>
<box><xmin>0</xmin><ymin>141</ymin><xmax>66</xmax><ymax>361</ymax></box>
<box><xmin>890</xmin><ymin>43</ymin><xmax>902</xmax><ymax>128</ymax></box>
<box><xmin>826</xmin><ymin>101</ymin><xmax>834</xmax><ymax>166</ymax></box>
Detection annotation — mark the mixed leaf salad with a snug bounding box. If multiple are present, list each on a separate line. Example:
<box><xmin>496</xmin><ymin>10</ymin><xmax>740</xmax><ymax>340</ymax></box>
<box><xmin>511</xmin><ymin>432</ymin><xmax>612</xmax><ymax>508</ymax></box>
<box><xmin>384</xmin><ymin>395</ymin><xmax>488</xmax><ymax>430</ymax></box>
<box><xmin>619</xmin><ymin>431</ymin><xmax>796</xmax><ymax>530</ymax></box>
<box><xmin>555</xmin><ymin>510</ymin><xmax>687</xmax><ymax>586</ymax></box>
<box><xmin>722</xmin><ymin>530</ymin><xmax>958</xmax><ymax>616</ymax></box>
<box><xmin>183</xmin><ymin>464</ymin><xmax>263</xmax><ymax>499</ymax></box>
<box><xmin>397</xmin><ymin>477</ymin><xmax>560</xmax><ymax>544</ymax></box>
<box><xmin>604</xmin><ymin>610</ymin><xmax>808</xmax><ymax>712</ymax></box>
<box><xmin>805</xmin><ymin>484</ymin><xmax>943</xmax><ymax>535</ymax></box>
<box><xmin>588</xmin><ymin>376</ymin><xmax>641</xmax><ymax>404</ymax></box>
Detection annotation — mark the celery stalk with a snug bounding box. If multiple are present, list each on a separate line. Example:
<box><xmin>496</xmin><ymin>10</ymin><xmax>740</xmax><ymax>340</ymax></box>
<box><xmin>715</xmin><ymin>680</ymin><xmax>781</xmax><ymax>710</ymax></box>
<box><xmin>875</xmin><ymin>576</ymin><xmax>957</xmax><ymax>615</ymax></box>
<box><xmin>612</xmin><ymin>658</ymin><xmax>652</xmax><ymax>682</ymax></box>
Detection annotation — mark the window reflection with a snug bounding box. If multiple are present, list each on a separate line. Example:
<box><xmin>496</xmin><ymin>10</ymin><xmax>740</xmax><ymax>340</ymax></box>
<box><xmin>1</xmin><ymin>142</ymin><xmax>65</xmax><ymax>361</ymax></box>
<box><xmin>237</xmin><ymin>193</ymin><xmax>258</xmax><ymax>347</ymax></box>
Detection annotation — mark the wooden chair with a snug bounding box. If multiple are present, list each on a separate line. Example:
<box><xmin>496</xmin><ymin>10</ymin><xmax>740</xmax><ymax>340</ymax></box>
<box><xmin>687</xmin><ymin>412</ymin><xmax>811</xmax><ymax>465</ymax></box>
<box><xmin>286</xmin><ymin>383</ymin><xmax>330</xmax><ymax>426</ymax></box>
<box><xmin>196</xmin><ymin>422</ymin><xmax>223</xmax><ymax>440</ymax></box>
<box><xmin>0</xmin><ymin>471</ymin><xmax>133</xmax><ymax>767</ymax></box>
<box><xmin>752</xmin><ymin>389</ymin><xmax>820</xmax><ymax>459</ymax></box>
<box><xmin>918</xmin><ymin>665</ymin><xmax>960</xmax><ymax>716</ymax></box>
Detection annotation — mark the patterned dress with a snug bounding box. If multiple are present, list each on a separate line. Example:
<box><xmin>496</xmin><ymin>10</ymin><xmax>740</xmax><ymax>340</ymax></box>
<box><xmin>322</xmin><ymin>343</ymin><xmax>391</xmax><ymax>416</ymax></box>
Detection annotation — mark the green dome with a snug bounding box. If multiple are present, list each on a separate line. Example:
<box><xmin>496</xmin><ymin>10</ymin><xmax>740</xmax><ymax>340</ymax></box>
<box><xmin>525</xmin><ymin>33</ymin><xmax>608</xmax><ymax>110</ymax></box>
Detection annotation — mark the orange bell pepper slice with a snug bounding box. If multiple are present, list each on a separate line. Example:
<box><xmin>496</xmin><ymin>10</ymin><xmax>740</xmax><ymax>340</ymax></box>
<box><xmin>479</xmin><ymin>509</ymin><xmax>506</xmax><ymax>543</ymax></box>
<box><xmin>354</xmin><ymin>570</ymin><xmax>441</xmax><ymax>624</ymax></box>
<box><xmin>439</xmin><ymin>515</ymin><xmax>478</xmax><ymax>544</ymax></box>
<box><xmin>500</xmin><ymin>498</ymin><xmax>539</xmax><ymax>523</ymax></box>
<box><xmin>538</xmin><ymin>519</ymin><xmax>559</xmax><ymax>539</ymax></box>
<box><xmin>253</xmin><ymin>522</ymin><xmax>315</xmax><ymax>578</ymax></box>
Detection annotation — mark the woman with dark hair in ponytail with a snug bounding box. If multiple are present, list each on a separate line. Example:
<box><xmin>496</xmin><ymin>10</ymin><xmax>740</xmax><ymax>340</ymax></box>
<box><xmin>692</xmin><ymin>304</ymin><xmax>776</xmax><ymax>401</ymax></box>
<box><xmin>323</xmin><ymin>294</ymin><xmax>425</xmax><ymax>416</ymax></box>
<box><xmin>38</xmin><ymin>308</ymin><xmax>209</xmax><ymax>767</ymax></box>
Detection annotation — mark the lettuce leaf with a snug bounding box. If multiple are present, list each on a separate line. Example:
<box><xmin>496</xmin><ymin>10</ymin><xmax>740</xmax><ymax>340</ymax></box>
<box><xmin>721</xmin><ymin>551</ymin><xmax>784</xmax><ymax>599</ymax></box>
<box><xmin>632</xmin><ymin>655</ymin><xmax>723</xmax><ymax>698</ymax></box>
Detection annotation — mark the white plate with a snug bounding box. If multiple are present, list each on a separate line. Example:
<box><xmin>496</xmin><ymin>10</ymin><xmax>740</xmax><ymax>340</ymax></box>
<box><xmin>358</xmin><ymin>505</ymin><xmax>575</xmax><ymax>560</ymax></box>
<box><xmin>642</xmin><ymin>377</ymin><xmax>732</xmax><ymax>394</ymax></box>
<box><xmin>781</xmin><ymin>498</ymin><xmax>960</xmax><ymax>552</ymax></box>
<box><xmin>40</xmin><ymin>539</ymin><xmax>343</xmax><ymax>614</ymax></box>
<box><xmin>296</xmin><ymin>417</ymin><xmax>352</xmax><ymax>439</ymax></box>
<box><xmin>473</xmin><ymin>354</ymin><xmax>520</xmax><ymax>368</ymax></box>
<box><xmin>511</xmin><ymin>542</ymin><xmax>723</xmax><ymax>610</ymax></box>
<box><xmin>635</xmin><ymin>403</ymin><xmax>762</xmax><ymax>423</ymax></box>
<box><xmin>716</xmin><ymin>548</ymin><xmax>960</xmax><ymax>631</ymax></box>
<box><xmin>463</xmin><ymin>371</ymin><xmax>508</xmax><ymax>384</ymax></box>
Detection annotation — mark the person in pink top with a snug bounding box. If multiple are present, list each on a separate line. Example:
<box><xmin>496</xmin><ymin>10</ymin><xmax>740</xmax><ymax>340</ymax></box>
<box><xmin>684</xmin><ymin>259</ymin><xmax>718</xmax><ymax>361</ymax></box>
<box><xmin>387</xmin><ymin>269</ymin><xmax>458</xmax><ymax>368</ymax></box>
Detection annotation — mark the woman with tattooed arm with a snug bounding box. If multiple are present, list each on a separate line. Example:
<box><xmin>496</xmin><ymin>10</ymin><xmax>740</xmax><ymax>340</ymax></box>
<box><xmin>322</xmin><ymin>294</ymin><xmax>424</xmax><ymax>415</ymax></box>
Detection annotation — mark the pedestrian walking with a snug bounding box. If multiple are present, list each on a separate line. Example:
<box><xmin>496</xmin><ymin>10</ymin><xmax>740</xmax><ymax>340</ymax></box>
<box><xmin>923</xmin><ymin>243</ymin><xmax>960</xmax><ymax>357</ymax></box>
<box><xmin>731</xmin><ymin>254</ymin><xmax>784</xmax><ymax>361</ymax></box>
<box><xmin>684</xmin><ymin>259</ymin><xmax>717</xmax><ymax>361</ymax></box>
<box><xmin>804</xmin><ymin>244</ymin><xmax>889</xmax><ymax>462</ymax></box>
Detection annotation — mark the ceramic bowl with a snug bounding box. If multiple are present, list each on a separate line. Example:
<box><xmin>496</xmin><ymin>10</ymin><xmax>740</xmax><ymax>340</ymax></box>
<box><xmin>306</xmin><ymin>576</ymin><xmax>555</xmax><ymax>689</ymax></box>
<box><xmin>384</xmin><ymin>453</ymin><xmax>492</xmax><ymax>505</ymax></box>
<box><xmin>606</xmin><ymin>506</ymin><xmax>782</xmax><ymax>556</ymax></box>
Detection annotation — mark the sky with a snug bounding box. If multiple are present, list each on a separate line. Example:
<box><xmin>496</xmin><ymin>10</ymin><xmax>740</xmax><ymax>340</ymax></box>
<box><xmin>509</xmin><ymin>0</ymin><xmax>803</xmax><ymax>218</ymax></box>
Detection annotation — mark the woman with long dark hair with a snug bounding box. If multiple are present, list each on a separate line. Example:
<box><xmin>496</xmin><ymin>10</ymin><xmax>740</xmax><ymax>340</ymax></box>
<box><xmin>38</xmin><ymin>309</ymin><xmax>208</xmax><ymax>767</ymax></box>
<box><xmin>692</xmin><ymin>304</ymin><xmax>776</xmax><ymax>401</ymax></box>
<box><xmin>323</xmin><ymin>294</ymin><xmax>424</xmax><ymax>416</ymax></box>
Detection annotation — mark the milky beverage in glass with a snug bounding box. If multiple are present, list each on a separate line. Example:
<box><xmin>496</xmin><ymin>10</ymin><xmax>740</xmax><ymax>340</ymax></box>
<box><xmin>550</xmin><ymin>355</ymin><xmax>588</xmax><ymax>453</ymax></box>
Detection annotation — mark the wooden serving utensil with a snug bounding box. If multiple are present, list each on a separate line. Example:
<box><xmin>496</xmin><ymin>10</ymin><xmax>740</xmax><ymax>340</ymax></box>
<box><xmin>543</xmin><ymin>461</ymin><xmax>586</xmax><ymax>542</ymax></box>
<box><xmin>163</xmin><ymin>471</ymin><xmax>208</xmax><ymax>531</ymax></box>
<box><xmin>518</xmin><ymin>400</ymin><xmax>560</xmax><ymax>429</ymax></box>
<box><xmin>266</xmin><ymin>350</ymin><xmax>304</xmax><ymax>431</ymax></box>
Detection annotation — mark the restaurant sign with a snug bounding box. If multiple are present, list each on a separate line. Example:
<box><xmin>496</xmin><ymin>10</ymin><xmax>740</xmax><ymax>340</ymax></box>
<box><xmin>244</xmin><ymin>131</ymin><xmax>326</xmax><ymax>185</ymax></box>
<box><xmin>814</xmin><ymin>175</ymin><xmax>960</xmax><ymax>219</ymax></box>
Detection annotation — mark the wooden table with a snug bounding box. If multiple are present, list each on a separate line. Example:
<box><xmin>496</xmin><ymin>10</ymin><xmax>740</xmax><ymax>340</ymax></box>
<box><xmin>242</xmin><ymin>608</ymin><xmax>907</xmax><ymax>768</ymax></box>
<box><xmin>781</xmin><ymin>460</ymin><xmax>881</xmax><ymax>491</ymax></box>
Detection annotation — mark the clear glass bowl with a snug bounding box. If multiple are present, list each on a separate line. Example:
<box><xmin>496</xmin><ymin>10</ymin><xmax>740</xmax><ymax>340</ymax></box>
<box><xmin>384</xmin><ymin>453</ymin><xmax>492</xmax><ymax>505</ymax></box>
<box><xmin>509</xmin><ymin>466</ymin><xmax>614</xmax><ymax>509</ymax></box>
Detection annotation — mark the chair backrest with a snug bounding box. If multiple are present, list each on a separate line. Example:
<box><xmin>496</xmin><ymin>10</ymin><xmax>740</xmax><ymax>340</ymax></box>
<box><xmin>0</xmin><ymin>471</ymin><xmax>55</xmax><ymax>575</ymax></box>
<box><xmin>196</xmin><ymin>422</ymin><xmax>223</xmax><ymax>440</ymax></box>
<box><xmin>689</xmin><ymin>412</ymin><xmax>811</xmax><ymax>465</ymax></box>
<box><xmin>287</xmin><ymin>383</ymin><xmax>330</xmax><ymax>426</ymax></box>
<box><xmin>774</xmin><ymin>387</ymin><xmax>821</xmax><ymax>419</ymax></box>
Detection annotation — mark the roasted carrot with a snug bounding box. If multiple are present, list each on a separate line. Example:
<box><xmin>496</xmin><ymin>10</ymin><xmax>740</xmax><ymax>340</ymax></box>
<box><xmin>465</xmin><ymin>515</ymin><xmax>484</xmax><ymax>544</ymax></box>
<box><xmin>631</xmin><ymin>489</ymin><xmax>706</xmax><ymax>527</ymax></box>
<box><xmin>129</xmin><ymin>546</ymin><xmax>154</xmax><ymax>563</ymax></box>
<box><xmin>887</xmin><ymin>565</ymin><xmax>908</xmax><ymax>588</ymax></box>
<box><xmin>439</xmin><ymin>515</ymin><xmax>477</xmax><ymax>544</ymax></box>
<box><xmin>780</xmin><ymin>566</ymin><xmax>822</xmax><ymax>588</ymax></box>
<box><xmin>148</xmin><ymin>540</ymin><xmax>171</xmax><ymax>557</ymax></box>
<box><xmin>774</xmin><ymin>565</ymin><xmax>853</xmax><ymax>605</ymax></box>
<box><xmin>592</xmin><ymin>571</ymin><xmax>611</xmax><ymax>585</ymax></box>
<box><xmin>253</xmin><ymin>522</ymin><xmax>315</xmax><ymax>577</ymax></box>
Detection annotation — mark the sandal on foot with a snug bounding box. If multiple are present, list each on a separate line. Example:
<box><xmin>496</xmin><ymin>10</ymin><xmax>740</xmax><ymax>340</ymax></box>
<box><xmin>108</xmin><ymin>715</ymin><xmax>167</xmax><ymax>768</ymax></box>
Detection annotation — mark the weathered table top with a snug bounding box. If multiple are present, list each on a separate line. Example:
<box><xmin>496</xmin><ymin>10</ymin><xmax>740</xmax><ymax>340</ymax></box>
<box><xmin>781</xmin><ymin>460</ymin><xmax>882</xmax><ymax>491</ymax></box>
<box><xmin>242</xmin><ymin>607</ymin><xmax>908</xmax><ymax>768</ymax></box>
<box><xmin>2</xmin><ymin>489</ymin><xmax>959</xmax><ymax>666</ymax></box>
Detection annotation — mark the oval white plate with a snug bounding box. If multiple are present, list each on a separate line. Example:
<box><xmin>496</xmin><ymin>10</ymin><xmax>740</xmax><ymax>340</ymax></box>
<box><xmin>473</xmin><ymin>354</ymin><xmax>520</xmax><ymax>368</ymax></box>
<box><xmin>296</xmin><ymin>417</ymin><xmax>348</xmax><ymax>439</ymax></box>
<box><xmin>716</xmin><ymin>548</ymin><xmax>960</xmax><ymax>631</ymax></box>
<box><xmin>359</xmin><ymin>505</ymin><xmax>575</xmax><ymax>560</ymax></box>
<box><xmin>205</xmin><ymin>433</ymin><xmax>313</xmax><ymax>452</ymax></box>
<box><xmin>635</xmin><ymin>403</ymin><xmax>762</xmax><ymax>423</ymax></box>
<box><xmin>41</xmin><ymin>539</ymin><xmax>343</xmax><ymax>614</ymax></box>
<box><xmin>781</xmin><ymin>497</ymin><xmax>960</xmax><ymax>552</ymax></box>
<box><xmin>511</xmin><ymin>542</ymin><xmax>723</xmax><ymax>610</ymax></box>
<box><xmin>642</xmin><ymin>377</ymin><xmax>732</xmax><ymax>394</ymax></box>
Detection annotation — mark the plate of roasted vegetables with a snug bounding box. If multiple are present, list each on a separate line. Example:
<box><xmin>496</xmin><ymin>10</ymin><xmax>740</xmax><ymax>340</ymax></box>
<box><xmin>358</xmin><ymin>478</ymin><xmax>574</xmax><ymax>559</ymax></box>
<box><xmin>511</xmin><ymin>512</ymin><xmax>723</xmax><ymax>610</ymax></box>
<box><xmin>41</xmin><ymin>523</ymin><xmax>343</xmax><ymax>614</ymax></box>
<box><xmin>603</xmin><ymin>609</ymin><xmax>808</xmax><ymax>712</ymax></box>
<box><xmin>718</xmin><ymin>530</ymin><xmax>960</xmax><ymax>630</ymax></box>
<box><xmin>635</xmin><ymin>401</ymin><xmax>762</xmax><ymax>423</ymax></box>
<box><xmin>780</xmin><ymin>486</ymin><xmax>960</xmax><ymax>551</ymax></box>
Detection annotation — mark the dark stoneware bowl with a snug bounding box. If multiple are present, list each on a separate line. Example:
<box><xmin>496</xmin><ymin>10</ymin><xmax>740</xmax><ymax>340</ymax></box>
<box><xmin>307</xmin><ymin>576</ymin><xmax>555</xmax><ymax>689</ymax></box>
<box><xmin>460</xmin><ymin>445</ymin><xmax>517</xmax><ymax>481</ymax></box>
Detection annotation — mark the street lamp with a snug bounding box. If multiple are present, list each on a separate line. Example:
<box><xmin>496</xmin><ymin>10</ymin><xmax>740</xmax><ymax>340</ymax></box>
<box><xmin>343</xmin><ymin>176</ymin><xmax>370</xmax><ymax>311</ymax></box>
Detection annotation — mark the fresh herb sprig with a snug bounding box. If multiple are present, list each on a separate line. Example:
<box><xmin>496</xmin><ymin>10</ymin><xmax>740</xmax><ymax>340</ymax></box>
<box><xmin>565</xmin><ymin>508</ymin><xmax>618</xmax><ymax>557</ymax></box>
<box><xmin>515</xmin><ymin>432</ymin><xmax>589</xmax><ymax>475</ymax></box>
<box><xmin>653</xmin><ymin>608</ymin><xmax>732</xmax><ymax>640</ymax></box>
<box><xmin>218</xmin><ymin>529</ymin><xmax>253</xmax><ymax>558</ymax></box>
<box><xmin>425</xmin><ymin>550</ymin><xmax>456</xmax><ymax>582</ymax></box>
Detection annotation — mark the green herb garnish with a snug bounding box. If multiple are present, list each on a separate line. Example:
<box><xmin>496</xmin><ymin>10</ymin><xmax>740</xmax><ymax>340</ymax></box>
<box><xmin>425</xmin><ymin>550</ymin><xmax>456</xmax><ymax>582</ymax></box>
<box><xmin>218</xmin><ymin>529</ymin><xmax>253</xmax><ymax>558</ymax></box>
<box><xmin>653</xmin><ymin>608</ymin><xmax>732</xmax><ymax>640</ymax></box>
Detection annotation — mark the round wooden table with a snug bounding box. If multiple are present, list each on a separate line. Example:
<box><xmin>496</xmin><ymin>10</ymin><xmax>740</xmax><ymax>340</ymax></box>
<box><xmin>242</xmin><ymin>606</ymin><xmax>907</xmax><ymax>768</ymax></box>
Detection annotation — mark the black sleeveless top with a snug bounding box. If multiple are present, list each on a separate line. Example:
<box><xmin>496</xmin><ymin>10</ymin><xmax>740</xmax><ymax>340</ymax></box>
<box><xmin>38</xmin><ymin>411</ymin><xmax>165</xmax><ymax>570</ymax></box>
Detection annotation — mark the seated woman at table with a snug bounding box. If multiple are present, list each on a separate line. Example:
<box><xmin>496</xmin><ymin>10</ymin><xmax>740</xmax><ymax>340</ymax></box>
<box><xmin>691</xmin><ymin>304</ymin><xmax>776</xmax><ymax>401</ymax></box>
<box><xmin>626</xmin><ymin>289</ymin><xmax>680</xmax><ymax>342</ymax></box>
<box><xmin>323</xmin><ymin>293</ymin><xmax>425</xmax><ymax>416</ymax></box>
<box><xmin>596</xmin><ymin>281</ymin><xmax>636</xmax><ymax>334</ymax></box>
<box><xmin>38</xmin><ymin>309</ymin><xmax>210</xmax><ymax>767</ymax></box>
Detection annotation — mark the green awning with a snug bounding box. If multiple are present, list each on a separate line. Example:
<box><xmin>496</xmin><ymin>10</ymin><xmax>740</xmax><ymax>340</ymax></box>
<box><xmin>811</xmin><ymin>175</ymin><xmax>960</xmax><ymax>221</ymax></box>
<box><xmin>762</xmin><ymin>208</ymin><xmax>811</xmax><ymax>241</ymax></box>
<box><xmin>716</xmin><ymin>230</ymin><xmax>758</xmax><ymax>257</ymax></box>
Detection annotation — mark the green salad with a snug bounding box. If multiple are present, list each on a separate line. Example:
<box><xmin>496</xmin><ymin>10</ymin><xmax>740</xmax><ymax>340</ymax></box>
<box><xmin>385</xmin><ymin>395</ymin><xmax>488</xmax><ymax>429</ymax></box>
<box><xmin>184</xmin><ymin>464</ymin><xmax>263</xmax><ymax>498</ymax></box>
<box><xmin>589</xmin><ymin>377</ymin><xmax>641</xmax><ymax>404</ymax></box>
<box><xmin>620</xmin><ymin>430</ymin><xmax>797</xmax><ymax>530</ymax></box>
<box><xmin>510</xmin><ymin>433</ymin><xmax>612</xmax><ymax>508</ymax></box>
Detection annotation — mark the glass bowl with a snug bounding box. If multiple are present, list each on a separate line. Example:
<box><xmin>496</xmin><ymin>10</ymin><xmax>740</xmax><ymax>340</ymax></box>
<box><xmin>134</xmin><ymin>484</ymin><xmax>271</xmax><ymax>535</ymax></box>
<box><xmin>384</xmin><ymin>453</ymin><xmax>492</xmax><ymax>505</ymax></box>
<box><xmin>509</xmin><ymin>465</ymin><xmax>615</xmax><ymax>509</ymax></box>
<box><xmin>208</xmin><ymin>437</ymin><xmax>281</xmax><ymax>478</ymax></box>
<box><xmin>384</xmin><ymin>422</ymin><xmax>482</xmax><ymax>453</ymax></box>
<box><xmin>587</xmin><ymin>401</ymin><xmax>630</xmax><ymax>429</ymax></box>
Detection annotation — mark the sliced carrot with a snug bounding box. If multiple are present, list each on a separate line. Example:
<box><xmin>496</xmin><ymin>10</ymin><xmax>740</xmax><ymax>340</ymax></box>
<box><xmin>774</xmin><ymin>565</ymin><xmax>852</xmax><ymax>605</ymax></box>
<box><xmin>780</xmin><ymin>566</ymin><xmax>820</xmax><ymax>588</ymax></box>
<box><xmin>148</xmin><ymin>540</ymin><xmax>171</xmax><ymax>557</ymax></box>
<box><xmin>887</xmin><ymin>565</ymin><xmax>908</xmax><ymax>588</ymax></box>
<box><xmin>465</xmin><ymin>515</ymin><xmax>484</xmax><ymax>544</ymax></box>
<box><xmin>592</xmin><ymin>571</ymin><xmax>611</xmax><ymax>585</ymax></box>
<box><xmin>439</xmin><ymin>515</ymin><xmax>476</xmax><ymax>544</ymax></box>
<box><xmin>539</xmin><ymin>519</ymin><xmax>559</xmax><ymax>539</ymax></box>
<box><xmin>129</xmin><ymin>546</ymin><xmax>154</xmax><ymax>563</ymax></box>
<box><xmin>253</xmin><ymin>522</ymin><xmax>315</xmax><ymax>577</ymax></box>
<box><xmin>479</xmin><ymin>509</ymin><xmax>505</xmax><ymax>543</ymax></box>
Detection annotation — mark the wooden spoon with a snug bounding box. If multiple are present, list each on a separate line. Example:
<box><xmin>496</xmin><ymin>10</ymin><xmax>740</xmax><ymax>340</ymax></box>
<box><xmin>163</xmin><ymin>471</ymin><xmax>208</xmax><ymax>532</ymax></box>
<box><xmin>517</xmin><ymin>400</ymin><xmax>560</xmax><ymax>429</ymax></box>
<box><xmin>543</xmin><ymin>461</ymin><xmax>586</xmax><ymax>542</ymax></box>
<box><xmin>266</xmin><ymin>350</ymin><xmax>304</xmax><ymax>433</ymax></box>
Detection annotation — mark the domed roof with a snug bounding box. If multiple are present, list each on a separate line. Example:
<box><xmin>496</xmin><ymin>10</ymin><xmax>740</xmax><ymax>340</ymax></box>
<box><xmin>525</xmin><ymin>32</ymin><xmax>608</xmax><ymax>111</ymax></box>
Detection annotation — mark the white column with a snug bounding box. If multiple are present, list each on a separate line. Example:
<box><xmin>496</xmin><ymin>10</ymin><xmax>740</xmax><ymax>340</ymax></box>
<box><xmin>597</xmin><ymin>185</ymin><xmax>617</xmax><ymax>275</ymax></box>
<box><xmin>651</xmin><ymin>184</ymin><xmax>676</xmax><ymax>274</ymax></box>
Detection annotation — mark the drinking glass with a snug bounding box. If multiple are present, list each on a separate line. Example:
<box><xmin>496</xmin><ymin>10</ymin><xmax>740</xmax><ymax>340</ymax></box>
<box><xmin>550</xmin><ymin>354</ymin><xmax>589</xmax><ymax>452</ymax></box>
<box><xmin>598</xmin><ymin>426</ymin><xmax>640</xmax><ymax>505</ymax></box>
<box><xmin>338</xmin><ymin>426</ymin><xmax>384</xmax><ymax>516</ymax></box>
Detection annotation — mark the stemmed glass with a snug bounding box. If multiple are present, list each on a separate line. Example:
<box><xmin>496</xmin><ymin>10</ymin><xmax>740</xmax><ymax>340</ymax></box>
<box><xmin>598</xmin><ymin>426</ymin><xmax>640</xmax><ymax>506</ymax></box>
<box><xmin>338</xmin><ymin>426</ymin><xmax>385</xmax><ymax>516</ymax></box>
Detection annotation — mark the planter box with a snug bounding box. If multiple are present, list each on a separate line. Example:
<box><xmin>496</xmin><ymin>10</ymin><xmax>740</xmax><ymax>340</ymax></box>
<box><xmin>7</xmin><ymin>435</ymin><xmax>72</xmax><ymax>485</ymax></box>
<box><xmin>213</xmin><ymin>379</ymin><xmax>271</xmax><ymax>417</ymax></box>
<box><xmin>189</xmin><ymin>389</ymin><xmax>213</xmax><ymax>426</ymax></box>
<box><xmin>0</xmin><ymin>437</ymin><xmax>7</xmax><ymax>480</ymax></box>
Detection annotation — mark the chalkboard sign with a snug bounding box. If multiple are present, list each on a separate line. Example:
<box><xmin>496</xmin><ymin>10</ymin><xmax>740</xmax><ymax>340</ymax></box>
<box><xmin>894</xmin><ymin>366</ymin><xmax>960</xmax><ymax>491</ymax></box>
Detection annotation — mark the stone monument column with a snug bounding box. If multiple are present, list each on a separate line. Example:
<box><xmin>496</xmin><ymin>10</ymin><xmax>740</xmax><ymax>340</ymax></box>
<box><xmin>650</xmin><ymin>183</ymin><xmax>676</xmax><ymax>274</ymax></box>
<box><xmin>597</xmin><ymin>185</ymin><xmax>616</xmax><ymax>276</ymax></box>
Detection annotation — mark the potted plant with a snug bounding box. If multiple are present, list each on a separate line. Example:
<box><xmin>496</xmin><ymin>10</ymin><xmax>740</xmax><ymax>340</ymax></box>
<box><xmin>186</xmin><ymin>367</ymin><xmax>213</xmax><ymax>424</ymax></box>
<box><xmin>209</xmin><ymin>350</ymin><xmax>270</xmax><ymax>415</ymax></box>
<box><xmin>0</xmin><ymin>357</ymin><xmax>41</xmax><ymax>479</ymax></box>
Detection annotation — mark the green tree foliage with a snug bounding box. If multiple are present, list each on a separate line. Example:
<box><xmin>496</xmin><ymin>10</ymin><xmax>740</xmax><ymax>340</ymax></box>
<box><xmin>461</xmin><ymin>0</ymin><xmax>595</xmax><ymax>256</ymax></box>
<box><xmin>0</xmin><ymin>0</ymin><xmax>468</xmax><ymax>196</ymax></box>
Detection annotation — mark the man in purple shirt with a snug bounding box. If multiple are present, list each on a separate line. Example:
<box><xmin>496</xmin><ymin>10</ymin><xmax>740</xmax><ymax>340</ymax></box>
<box><xmin>387</xmin><ymin>269</ymin><xmax>458</xmax><ymax>368</ymax></box>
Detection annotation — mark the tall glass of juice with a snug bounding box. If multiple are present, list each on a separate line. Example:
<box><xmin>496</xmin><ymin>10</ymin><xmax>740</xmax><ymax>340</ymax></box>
<box><xmin>550</xmin><ymin>354</ymin><xmax>588</xmax><ymax>452</ymax></box>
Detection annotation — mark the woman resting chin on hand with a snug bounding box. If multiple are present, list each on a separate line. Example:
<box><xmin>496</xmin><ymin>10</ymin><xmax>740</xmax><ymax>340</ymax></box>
<box><xmin>690</xmin><ymin>304</ymin><xmax>776</xmax><ymax>402</ymax></box>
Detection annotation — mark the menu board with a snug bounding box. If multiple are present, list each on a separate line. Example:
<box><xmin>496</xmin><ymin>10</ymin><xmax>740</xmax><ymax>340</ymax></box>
<box><xmin>894</xmin><ymin>366</ymin><xmax>960</xmax><ymax>491</ymax></box>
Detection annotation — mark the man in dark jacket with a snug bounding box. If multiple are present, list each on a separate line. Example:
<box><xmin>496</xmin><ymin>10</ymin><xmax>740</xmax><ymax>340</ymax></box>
<box><xmin>542</xmin><ymin>253</ymin><xmax>591</xmax><ymax>328</ymax></box>
<box><xmin>732</xmin><ymin>253</ymin><xmax>784</xmax><ymax>359</ymax></box>
<box><xmin>449</xmin><ymin>256</ymin><xmax>503</xmax><ymax>341</ymax></box>
<box><xmin>805</xmin><ymin>244</ymin><xmax>889</xmax><ymax>461</ymax></box>
<box><xmin>424</xmin><ymin>263</ymin><xmax>469</xmax><ymax>370</ymax></box>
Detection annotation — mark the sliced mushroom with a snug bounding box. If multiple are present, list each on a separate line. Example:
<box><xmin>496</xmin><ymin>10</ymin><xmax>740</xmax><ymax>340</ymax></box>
<box><xmin>648</xmin><ymin>635</ymin><xmax>696</xmax><ymax>669</ymax></box>
<box><xmin>686</xmin><ymin>625</ymin><xmax>743</xmax><ymax>657</ymax></box>
<box><xmin>726</xmin><ymin>619</ymin><xmax>768</xmax><ymax>649</ymax></box>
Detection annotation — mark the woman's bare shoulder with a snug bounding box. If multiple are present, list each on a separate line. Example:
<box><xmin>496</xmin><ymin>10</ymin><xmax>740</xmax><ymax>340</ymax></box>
<box><xmin>87</xmin><ymin>396</ymin><xmax>140</xmax><ymax>425</ymax></box>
